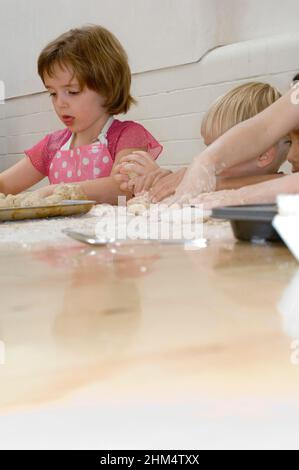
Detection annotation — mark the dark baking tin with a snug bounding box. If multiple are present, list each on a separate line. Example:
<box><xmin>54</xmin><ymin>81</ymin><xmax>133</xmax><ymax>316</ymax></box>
<box><xmin>211</xmin><ymin>204</ymin><xmax>281</xmax><ymax>242</ymax></box>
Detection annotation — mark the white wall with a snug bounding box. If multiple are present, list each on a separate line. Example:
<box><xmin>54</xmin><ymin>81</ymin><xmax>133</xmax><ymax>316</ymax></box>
<box><xmin>1</xmin><ymin>0</ymin><xmax>220</xmax><ymax>98</ymax></box>
<box><xmin>126</xmin><ymin>32</ymin><xmax>299</xmax><ymax>170</ymax></box>
<box><xmin>218</xmin><ymin>0</ymin><xmax>299</xmax><ymax>44</ymax></box>
<box><xmin>0</xmin><ymin>0</ymin><xmax>299</xmax><ymax>177</ymax></box>
<box><xmin>1</xmin><ymin>0</ymin><xmax>299</xmax><ymax>98</ymax></box>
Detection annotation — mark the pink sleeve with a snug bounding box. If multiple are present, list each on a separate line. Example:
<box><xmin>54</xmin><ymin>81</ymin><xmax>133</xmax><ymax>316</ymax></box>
<box><xmin>24</xmin><ymin>134</ymin><xmax>51</xmax><ymax>176</ymax></box>
<box><xmin>114</xmin><ymin>122</ymin><xmax>163</xmax><ymax>160</ymax></box>
<box><xmin>24</xmin><ymin>129</ymin><xmax>71</xmax><ymax>176</ymax></box>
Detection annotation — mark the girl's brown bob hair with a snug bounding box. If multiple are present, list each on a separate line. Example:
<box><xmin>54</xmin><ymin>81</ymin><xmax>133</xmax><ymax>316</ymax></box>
<box><xmin>38</xmin><ymin>24</ymin><xmax>136</xmax><ymax>115</ymax></box>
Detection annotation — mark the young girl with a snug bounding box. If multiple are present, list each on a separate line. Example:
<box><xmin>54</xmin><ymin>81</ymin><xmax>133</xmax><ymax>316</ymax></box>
<box><xmin>116</xmin><ymin>82</ymin><xmax>289</xmax><ymax>202</ymax></box>
<box><xmin>0</xmin><ymin>25</ymin><xmax>162</xmax><ymax>204</ymax></box>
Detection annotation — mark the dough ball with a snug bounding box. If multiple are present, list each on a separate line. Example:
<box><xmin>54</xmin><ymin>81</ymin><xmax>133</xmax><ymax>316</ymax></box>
<box><xmin>127</xmin><ymin>192</ymin><xmax>151</xmax><ymax>207</ymax></box>
<box><xmin>5</xmin><ymin>194</ymin><xmax>18</xmax><ymax>208</ymax></box>
<box><xmin>123</xmin><ymin>163</ymin><xmax>137</xmax><ymax>180</ymax></box>
<box><xmin>53</xmin><ymin>183</ymin><xmax>86</xmax><ymax>201</ymax></box>
<box><xmin>127</xmin><ymin>203</ymin><xmax>148</xmax><ymax>216</ymax></box>
<box><xmin>52</xmin><ymin>184</ymin><xmax>70</xmax><ymax>200</ymax></box>
<box><xmin>0</xmin><ymin>183</ymin><xmax>88</xmax><ymax>211</ymax></box>
<box><xmin>44</xmin><ymin>194</ymin><xmax>64</xmax><ymax>205</ymax></box>
<box><xmin>15</xmin><ymin>192</ymin><xmax>42</xmax><ymax>207</ymax></box>
<box><xmin>127</xmin><ymin>192</ymin><xmax>151</xmax><ymax>215</ymax></box>
<box><xmin>68</xmin><ymin>184</ymin><xmax>87</xmax><ymax>201</ymax></box>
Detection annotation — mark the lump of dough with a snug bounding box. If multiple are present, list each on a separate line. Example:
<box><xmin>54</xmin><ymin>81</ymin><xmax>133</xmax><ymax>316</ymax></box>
<box><xmin>4</xmin><ymin>194</ymin><xmax>18</xmax><ymax>208</ymax></box>
<box><xmin>127</xmin><ymin>203</ymin><xmax>148</xmax><ymax>216</ymax></box>
<box><xmin>0</xmin><ymin>183</ymin><xmax>88</xmax><ymax>210</ymax></box>
<box><xmin>52</xmin><ymin>183</ymin><xmax>87</xmax><ymax>201</ymax></box>
<box><xmin>43</xmin><ymin>194</ymin><xmax>64</xmax><ymax>205</ymax></box>
<box><xmin>0</xmin><ymin>193</ymin><xmax>30</xmax><ymax>209</ymax></box>
<box><xmin>5</xmin><ymin>191</ymin><xmax>50</xmax><ymax>208</ymax></box>
<box><xmin>121</xmin><ymin>163</ymin><xmax>138</xmax><ymax>180</ymax></box>
<box><xmin>127</xmin><ymin>192</ymin><xmax>151</xmax><ymax>215</ymax></box>
<box><xmin>127</xmin><ymin>192</ymin><xmax>151</xmax><ymax>207</ymax></box>
<box><xmin>68</xmin><ymin>184</ymin><xmax>87</xmax><ymax>201</ymax></box>
<box><xmin>14</xmin><ymin>192</ymin><xmax>43</xmax><ymax>207</ymax></box>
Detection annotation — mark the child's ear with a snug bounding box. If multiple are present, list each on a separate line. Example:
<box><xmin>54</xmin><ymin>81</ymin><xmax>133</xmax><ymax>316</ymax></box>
<box><xmin>256</xmin><ymin>147</ymin><xmax>276</xmax><ymax>168</ymax></box>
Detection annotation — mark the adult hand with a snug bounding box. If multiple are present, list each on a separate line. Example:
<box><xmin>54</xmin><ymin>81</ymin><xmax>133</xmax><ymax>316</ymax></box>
<box><xmin>128</xmin><ymin>168</ymin><xmax>172</xmax><ymax>195</ymax></box>
<box><xmin>174</xmin><ymin>154</ymin><xmax>216</xmax><ymax>201</ymax></box>
<box><xmin>149</xmin><ymin>168</ymin><xmax>186</xmax><ymax>202</ymax></box>
<box><xmin>189</xmin><ymin>188</ymin><xmax>245</xmax><ymax>210</ymax></box>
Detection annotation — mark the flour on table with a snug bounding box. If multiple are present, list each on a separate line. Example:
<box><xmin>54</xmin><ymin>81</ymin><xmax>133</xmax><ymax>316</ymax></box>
<box><xmin>127</xmin><ymin>193</ymin><xmax>212</xmax><ymax>222</ymax></box>
<box><xmin>0</xmin><ymin>205</ymin><xmax>100</xmax><ymax>246</ymax></box>
<box><xmin>0</xmin><ymin>200</ymin><xmax>231</xmax><ymax>248</ymax></box>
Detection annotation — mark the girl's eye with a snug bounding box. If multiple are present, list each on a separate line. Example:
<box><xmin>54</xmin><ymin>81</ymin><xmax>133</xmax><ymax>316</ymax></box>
<box><xmin>48</xmin><ymin>91</ymin><xmax>79</xmax><ymax>97</ymax></box>
<box><xmin>284</xmin><ymin>140</ymin><xmax>292</xmax><ymax>145</ymax></box>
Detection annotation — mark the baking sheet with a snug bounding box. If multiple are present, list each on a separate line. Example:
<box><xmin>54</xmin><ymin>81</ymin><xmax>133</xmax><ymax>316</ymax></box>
<box><xmin>0</xmin><ymin>200</ymin><xmax>96</xmax><ymax>221</ymax></box>
<box><xmin>212</xmin><ymin>204</ymin><xmax>277</xmax><ymax>221</ymax></box>
<box><xmin>211</xmin><ymin>204</ymin><xmax>280</xmax><ymax>242</ymax></box>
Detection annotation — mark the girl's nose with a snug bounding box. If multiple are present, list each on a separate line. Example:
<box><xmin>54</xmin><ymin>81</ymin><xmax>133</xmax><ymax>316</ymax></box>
<box><xmin>56</xmin><ymin>93</ymin><xmax>68</xmax><ymax>108</ymax></box>
<box><xmin>287</xmin><ymin>151</ymin><xmax>299</xmax><ymax>171</ymax></box>
<box><xmin>287</xmin><ymin>155</ymin><xmax>293</xmax><ymax>164</ymax></box>
<box><xmin>287</xmin><ymin>149</ymin><xmax>295</xmax><ymax>164</ymax></box>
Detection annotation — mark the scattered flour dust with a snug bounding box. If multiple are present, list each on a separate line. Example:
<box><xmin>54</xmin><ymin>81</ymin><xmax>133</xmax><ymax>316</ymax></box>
<box><xmin>0</xmin><ymin>206</ymin><xmax>103</xmax><ymax>247</ymax></box>
<box><xmin>0</xmin><ymin>204</ymin><xmax>231</xmax><ymax>248</ymax></box>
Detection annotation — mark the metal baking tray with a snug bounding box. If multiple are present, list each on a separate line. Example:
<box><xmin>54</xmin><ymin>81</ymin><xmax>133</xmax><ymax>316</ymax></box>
<box><xmin>0</xmin><ymin>200</ymin><xmax>96</xmax><ymax>222</ymax></box>
<box><xmin>211</xmin><ymin>204</ymin><xmax>281</xmax><ymax>242</ymax></box>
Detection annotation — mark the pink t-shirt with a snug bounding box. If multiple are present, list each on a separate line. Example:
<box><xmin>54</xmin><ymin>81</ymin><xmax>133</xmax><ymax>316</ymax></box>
<box><xmin>24</xmin><ymin>119</ymin><xmax>162</xmax><ymax>177</ymax></box>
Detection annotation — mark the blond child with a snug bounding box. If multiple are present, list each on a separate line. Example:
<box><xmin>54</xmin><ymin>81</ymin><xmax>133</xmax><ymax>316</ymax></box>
<box><xmin>116</xmin><ymin>82</ymin><xmax>289</xmax><ymax>202</ymax></box>
<box><xmin>0</xmin><ymin>25</ymin><xmax>162</xmax><ymax>204</ymax></box>
<box><xmin>287</xmin><ymin>127</ymin><xmax>299</xmax><ymax>173</ymax></box>
<box><xmin>174</xmin><ymin>79</ymin><xmax>299</xmax><ymax>209</ymax></box>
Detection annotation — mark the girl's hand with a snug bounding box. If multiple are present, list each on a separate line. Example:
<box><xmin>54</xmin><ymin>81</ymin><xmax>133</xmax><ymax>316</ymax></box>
<box><xmin>112</xmin><ymin>171</ymin><xmax>130</xmax><ymax>192</ymax></box>
<box><xmin>114</xmin><ymin>151</ymin><xmax>162</xmax><ymax>192</ymax></box>
<box><xmin>127</xmin><ymin>168</ymin><xmax>172</xmax><ymax>195</ymax></box>
<box><xmin>149</xmin><ymin>168</ymin><xmax>186</xmax><ymax>203</ymax></box>
<box><xmin>116</xmin><ymin>151</ymin><xmax>159</xmax><ymax>179</ymax></box>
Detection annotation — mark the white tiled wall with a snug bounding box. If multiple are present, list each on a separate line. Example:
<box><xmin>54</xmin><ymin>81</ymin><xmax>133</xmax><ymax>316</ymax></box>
<box><xmin>0</xmin><ymin>32</ymin><xmax>298</xmax><ymax>181</ymax></box>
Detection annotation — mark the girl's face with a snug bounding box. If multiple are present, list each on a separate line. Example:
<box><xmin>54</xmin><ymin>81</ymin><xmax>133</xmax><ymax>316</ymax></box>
<box><xmin>43</xmin><ymin>63</ymin><xmax>109</xmax><ymax>133</ymax></box>
<box><xmin>286</xmin><ymin>130</ymin><xmax>299</xmax><ymax>173</ymax></box>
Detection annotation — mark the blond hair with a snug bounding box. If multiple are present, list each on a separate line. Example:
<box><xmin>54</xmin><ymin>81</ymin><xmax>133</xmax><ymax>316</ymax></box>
<box><xmin>38</xmin><ymin>24</ymin><xmax>136</xmax><ymax>115</ymax></box>
<box><xmin>201</xmin><ymin>82</ymin><xmax>281</xmax><ymax>140</ymax></box>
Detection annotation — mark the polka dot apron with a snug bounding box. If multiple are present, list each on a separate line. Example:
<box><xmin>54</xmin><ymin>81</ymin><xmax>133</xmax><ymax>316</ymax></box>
<box><xmin>48</xmin><ymin>117</ymin><xmax>114</xmax><ymax>184</ymax></box>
